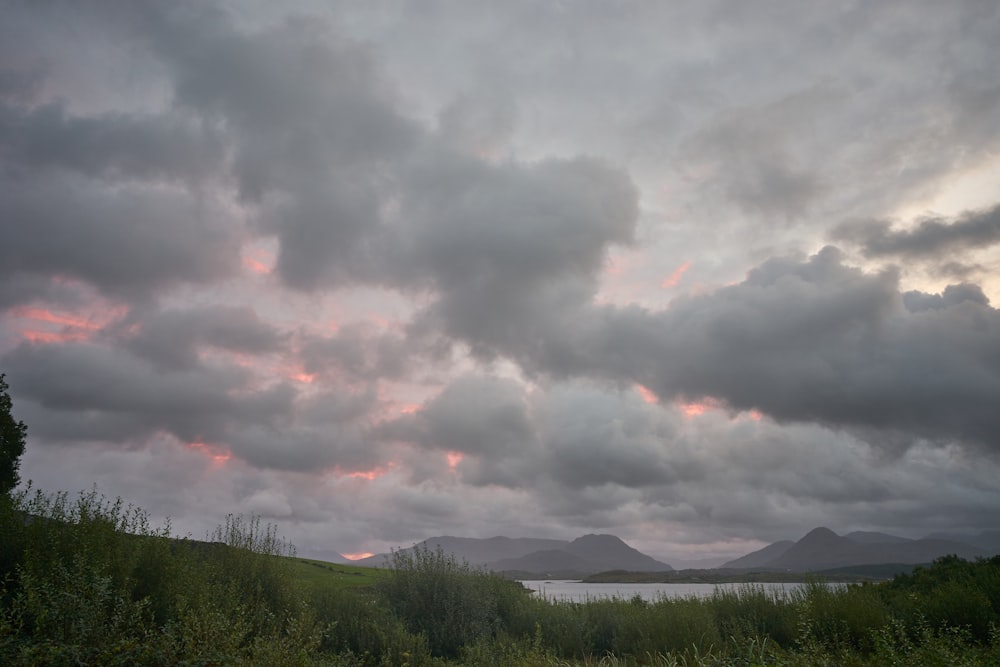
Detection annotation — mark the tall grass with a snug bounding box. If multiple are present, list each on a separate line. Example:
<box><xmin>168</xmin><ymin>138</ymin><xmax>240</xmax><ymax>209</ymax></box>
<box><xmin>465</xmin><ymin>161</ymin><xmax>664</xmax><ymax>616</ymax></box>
<box><xmin>0</xmin><ymin>485</ymin><xmax>329</xmax><ymax>665</ymax></box>
<box><xmin>376</xmin><ymin>543</ymin><xmax>535</xmax><ymax>658</ymax></box>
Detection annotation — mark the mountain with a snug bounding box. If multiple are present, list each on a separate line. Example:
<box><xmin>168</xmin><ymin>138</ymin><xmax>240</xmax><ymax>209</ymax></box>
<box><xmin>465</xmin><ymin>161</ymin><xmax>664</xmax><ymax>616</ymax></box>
<box><xmin>489</xmin><ymin>549</ymin><xmax>594</xmax><ymax>574</ymax></box>
<box><xmin>725</xmin><ymin>527</ymin><xmax>989</xmax><ymax>572</ymax></box>
<box><xmin>490</xmin><ymin>534</ymin><xmax>673</xmax><ymax>575</ymax></box>
<box><xmin>564</xmin><ymin>534</ymin><xmax>672</xmax><ymax>572</ymax></box>
<box><xmin>925</xmin><ymin>530</ymin><xmax>1000</xmax><ymax>553</ymax></box>
<box><xmin>844</xmin><ymin>531</ymin><xmax>911</xmax><ymax>544</ymax></box>
<box><xmin>354</xmin><ymin>533</ymin><xmax>672</xmax><ymax>575</ymax></box>
<box><xmin>973</xmin><ymin>531</ymin><xmax>1000</xmax><ymax>552</ymax></box>
<box><xmin>721</xmin><ymin>540</ymin><xmax>795</xmax><ymax>569</ymax></box>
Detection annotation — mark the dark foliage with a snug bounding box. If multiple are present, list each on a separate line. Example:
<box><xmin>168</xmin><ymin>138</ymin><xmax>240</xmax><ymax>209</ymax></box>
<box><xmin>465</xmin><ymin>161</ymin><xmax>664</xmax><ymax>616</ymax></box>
<box><xmin>0</xmin><ymin>374</ymin><xmax>27</xmax><ymax>496</ymax></box>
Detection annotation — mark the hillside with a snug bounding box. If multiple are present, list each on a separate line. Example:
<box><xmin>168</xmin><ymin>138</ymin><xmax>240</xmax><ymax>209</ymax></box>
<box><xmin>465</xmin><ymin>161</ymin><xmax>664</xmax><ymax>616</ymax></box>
<box><xmin>724</xmin><ymin>527</ymin><xmax>989</xmax><ymax>572</ymax></box>
<box><xmin>722</xmin><ymin>540</ymin><xmax>795</xmax><ymax>569</ymax></box>
<box><xmin>356</xmin><ymin>533</ymin><xmax>672</xmax><ymax>576</ymax></box>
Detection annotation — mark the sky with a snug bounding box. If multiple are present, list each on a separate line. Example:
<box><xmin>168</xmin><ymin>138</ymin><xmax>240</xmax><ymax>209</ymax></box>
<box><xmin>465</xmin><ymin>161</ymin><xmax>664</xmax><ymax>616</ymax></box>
<box><xmin>2</xmin><ymin>0</ymin><xmax>999</xmax><ymax>565</ymax></box>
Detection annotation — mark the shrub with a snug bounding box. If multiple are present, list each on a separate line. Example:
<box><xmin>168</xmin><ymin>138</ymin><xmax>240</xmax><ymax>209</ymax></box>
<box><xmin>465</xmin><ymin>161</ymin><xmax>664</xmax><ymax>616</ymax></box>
<box><xmin>377</xmin><ymin>544</ymin><xmax>526</xmax><ymax>657</ymax></box>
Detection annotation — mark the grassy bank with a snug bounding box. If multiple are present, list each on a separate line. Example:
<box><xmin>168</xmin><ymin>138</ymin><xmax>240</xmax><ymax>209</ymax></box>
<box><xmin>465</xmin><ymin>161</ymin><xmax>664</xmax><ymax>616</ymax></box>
<box><xmin>2</xmin><ymin>487</ymin><xmax>999</xmax><ymax>665</ymax></box>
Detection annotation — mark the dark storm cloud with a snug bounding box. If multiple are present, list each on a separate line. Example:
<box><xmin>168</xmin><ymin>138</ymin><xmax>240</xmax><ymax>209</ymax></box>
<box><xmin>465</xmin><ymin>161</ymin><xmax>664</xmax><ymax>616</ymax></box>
<box><xmin>0</xmin><ymin>4</ymin><xmax>242</xmax><ymax>301</ymax></box>
<box><xmin>228</xmin><ymin>419</ymin><xmax>380</xmax><ymax>473</ymax></box>
<box><xmin>299</xmin><ymin>324</ymin><xmax>417</xmax><ymax>382</ymax></box>
<box><xmin>0</xmin><ymin>174</ymin><xmax>241</xmax><ymax>298</ymax></box>
<box><xmin>0</xmin><ymin>102</ymin><xmax>225</xmax><ymax>183</ymax></box>
<box><xmin>119</xmin><ymin>305</ymin><xmax>286</xmax><ymax>371</ymax></box>
<box><xmin>0</xmin><ymin>336</ymin><xmax>384</xmax><ymax>473</ymax></box>
<box><xmin>396</xmin><ymin>153</ymin><xmax>639</xmax><ymax>360</ymax></box>
<box><xmin>139</xmin><ymin>3</ymin><xmax>417</xmax><ymax>290</ymax></box>
<box><xmin>902</xmin><ymin>283</ymin><xmax>991</xmax><ymax>312</ymax></box>
<box><xmin>2</xmin><ymin>341</ymin><xmax>293</xmax><ymax>446</ymax></box>
<box><xmin>833</xmin><ymin>204</ymin><xmax>1000</xmax><ymax>259</ymax></box>
<box><xmin>533</xmin><ymin>383</ymin><xmax>692</xmax><ymax>490</ymax></box>
<box><xmin>387</xmin><ymin>378</ymin><xmax>693</xmax><ymax>492</ymax></box>
<box><xmin>384</xmin><ymin>375</ymin><xmax>536</xmax><ymax>458</ymax></box>
<box><xmin>590</xmin><ymin>248</ymin><xmax>1000</xmax><ymax>450</ymax></box>
<box><xmin>418</xmin><ymin>247</ymin><xmax>1000</xmax><ymax>452</ymax></box>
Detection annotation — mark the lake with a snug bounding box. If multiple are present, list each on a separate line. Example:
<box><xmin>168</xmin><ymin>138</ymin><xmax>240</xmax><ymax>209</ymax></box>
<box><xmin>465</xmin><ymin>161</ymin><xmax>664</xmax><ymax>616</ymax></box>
<box><xmin>519</xmin><ymin>580</ymin><xmax>840</xmax><ymax>602</ymax></box>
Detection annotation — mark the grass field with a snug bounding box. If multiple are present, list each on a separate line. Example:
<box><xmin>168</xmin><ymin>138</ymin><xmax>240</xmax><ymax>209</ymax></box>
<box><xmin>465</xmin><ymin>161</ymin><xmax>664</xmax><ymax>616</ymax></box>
<box><xmin>285</xmin><ymin>556</ymin><xmax>385</xmax><ymax>591</ymax></box>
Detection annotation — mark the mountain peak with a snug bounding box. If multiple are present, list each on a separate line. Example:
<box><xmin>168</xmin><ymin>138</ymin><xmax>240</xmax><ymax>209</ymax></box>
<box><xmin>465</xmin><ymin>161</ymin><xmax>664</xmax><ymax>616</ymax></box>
<box><xmin>800</xmin><ymin>527</ymin><xmax>840</xmax><ymax>542</ymax></box>
<box><xmin>570</xmin><ymin>534</ymin><xmax>625</xmax><ymax>546</ymax></box>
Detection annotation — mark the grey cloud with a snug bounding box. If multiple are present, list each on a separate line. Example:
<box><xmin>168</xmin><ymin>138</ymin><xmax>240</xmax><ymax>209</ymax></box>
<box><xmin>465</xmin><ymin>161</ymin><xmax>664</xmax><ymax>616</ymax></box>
<box><xmin>0</xmin><ymin>274</ymin><xmax>78</xmax><ymax>310</ymax></box>
<box><xmin>398</xmin><ymin>153</ymin><xmax>639</xmax><ymax>360</ymax></box>
<box><xmin>679</xmin><ymin>87</ymin><xmax>837</xmax><ymax>220</ymax></box>
<box><xmin>120</xmin><ymin>305</ymin><xmax>286</xmax><ymax>371</ymax></box>
<box><xmin>229</xmin><ymin>420</ymin><xmax>379</xmax><ymax>473</ymax></box>
<box><xmin>2</xmin><ymin>340</ymin><xmax>294</xmax><ymax>447</ymax></box>
<box><xmin>0</xmin><ymin>167</ymin><xmax>241</xmax><ymax>300</ymax></box>
<box><xmin>297</xmin><ymin>386</ymin><xmax>380</xmax><ymax>427</ymax></box>
<box><xmin>144</xmin><ymin>5</ymin><xmax>417</xmax><ymax>290</ymax></box>
<box><xmin>384</xmin><ymin>375</ymin><xmax>535</xmax><ymax>458</ymax></box>
<box><xmin>535</xmin><ymin>383</ymin><xmax>690</xmax><ymax>490</ymax></box>
<box><xmin>902</xmin><ymin>283</ymin><xmax>991</xmax><ymax>312</ymax></box>
<box><xmin>436</xmin><ymin>89</ymin><xmax>516</xmax><ymax>156</ymax></box>
<box><xmin>833</xmin><ymin>204</ymin><xmax>1000</xmax><ymax>259</ymax></box>
<box><xmin>387</xmin><ymin>379</ymin><xmax>692</xmax><ymax>492</ymax></box>
<box><xmin>427</xmin><ymin>247</ymin><xmax>1000</xmax><ymax>452</ymax></box>
<box><xmin>299</xmin><ymin>324</ymin><xmax>412</xmax><ymax>381</ymax></box>
<box><xmin>613</xmin><ymin>250</ymin><xmax>1000</xmax><ymax>449</ymax></box>
<box><xmin>2</xmin><ymin>336</ymin><xmax>385</xmax><ymax>473</ymax></box>
<box><xmin>0</xmin><ymin>101</ymin><xmax>225</xmax><ymax>183</ymax></box>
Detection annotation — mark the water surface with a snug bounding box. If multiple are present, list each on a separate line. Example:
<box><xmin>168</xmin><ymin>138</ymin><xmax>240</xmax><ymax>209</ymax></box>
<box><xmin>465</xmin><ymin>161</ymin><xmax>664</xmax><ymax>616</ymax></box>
<box><xmin>519</xmin><ymin>580</ymin><xmax>839</xmax><ymax>603</ymax></box>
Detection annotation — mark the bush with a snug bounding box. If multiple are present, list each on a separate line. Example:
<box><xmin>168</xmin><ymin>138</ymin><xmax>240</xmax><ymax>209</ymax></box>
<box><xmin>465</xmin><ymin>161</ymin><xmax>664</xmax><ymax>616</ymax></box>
<box><xmin>377</xmin><ymin>544</ymin><xmax>529</xmax><ymax>658</ymax></box>
<box><xmin>0</xmin><ymin>486</ymin><xmax>328</xmax><ymax>665</ymax></box>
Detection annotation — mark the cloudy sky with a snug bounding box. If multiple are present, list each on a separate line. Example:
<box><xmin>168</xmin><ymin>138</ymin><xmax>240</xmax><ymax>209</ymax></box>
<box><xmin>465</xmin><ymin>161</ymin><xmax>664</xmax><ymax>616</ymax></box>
<box><xmin>2</xmin><ymin>0</ymin><xmax>999</xmax><ymax>564</ymax></box>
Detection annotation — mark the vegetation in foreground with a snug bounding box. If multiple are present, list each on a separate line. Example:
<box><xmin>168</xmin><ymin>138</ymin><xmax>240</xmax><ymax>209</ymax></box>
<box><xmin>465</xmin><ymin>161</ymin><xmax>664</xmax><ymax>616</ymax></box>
<box><xmin>2</xmin><ymin>487</ymin><xmax>999</xmax><ymax>666</ymax></box>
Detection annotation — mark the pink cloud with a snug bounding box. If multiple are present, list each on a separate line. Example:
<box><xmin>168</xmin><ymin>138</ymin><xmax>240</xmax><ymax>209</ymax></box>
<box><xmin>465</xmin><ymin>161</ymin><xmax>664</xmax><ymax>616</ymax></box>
<box><xmin>11</xmin><ymin>305</ymin><xmax>126</xmax><ymax>344</ymax></box>
<box><xmin>635</xmin><ymin>383</ymin><xmax>659</xmax><ymax>405</ymax></box>
<box><xmin>661</xmin><ymin>261</ymin><xmax>692</xmax><ymax>289</ymax></box>
<box><xmin>186</xmin><ymin>441</ymin><xmax>233</xmax><ymax>466</ymax></box>
<box><xmin>241</xmin><ymin>241</ymin><xmax>276</xmax><ymax>276</ymax></box>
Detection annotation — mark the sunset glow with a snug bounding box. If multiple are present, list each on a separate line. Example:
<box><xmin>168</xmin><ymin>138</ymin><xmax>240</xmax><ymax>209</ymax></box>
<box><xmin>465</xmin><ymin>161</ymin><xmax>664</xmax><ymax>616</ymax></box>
<box><xmin>12</xmin><ymin>307</ymin><xmax>100</xmax><ymax>329</ymax></box>
<box><xmin>679</xmin><ymin>400</ymin><xmax>719</xmax><ymax>417</ymax></box>
<box><xmin>635</xmin><ymin>384</ymin><xmax>659</xmax><ymax>405</ymax></box>
<box><xmin>12</xmin><ymin>306</ymin><xmax>110</xmax><ymax>344</ymax></box>
<box><xmin>186</xmin><ymin>441</ymin><xmax>233</xmax><ymax>466</ymax></box>
<box><xmin>341</xmin><ymin>552</ymin><xmax>374</xmax><ymax>561</ymax></box>
<box><xmin>661</xmin><ymin>261</ymin><xmax>692</xmax><ymax>289</ymax></box>
<box><xmin>446</xmin><ymin>451</ymin><xmax>464</xmax><ymax>470</ymax></box>
<box><xmin>241</xmin><ymin>244</ymin><xmax>276</xmax><ymax>275</ymax></box>
<box><xmin>288</xmin><ymin>371</ymin><xmax>317</xmax><ymax>384</ymax></box>
<box><xmin>19</xmin><ymin>329</ymin><xmax>91</xmax><ymax>344</ymax></box>
<box><xmin>342</xmin><ymin>464</ymin><xmax>393</xmax><ymax>481</ymax></box>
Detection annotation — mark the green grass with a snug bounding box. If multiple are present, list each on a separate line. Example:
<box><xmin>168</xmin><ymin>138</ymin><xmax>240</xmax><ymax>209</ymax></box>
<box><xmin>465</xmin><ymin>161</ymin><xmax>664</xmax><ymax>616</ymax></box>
<box><xmin>284</xmin><ymin>556</ymin><xmax>385</xmax><ymax>591</ymax></box>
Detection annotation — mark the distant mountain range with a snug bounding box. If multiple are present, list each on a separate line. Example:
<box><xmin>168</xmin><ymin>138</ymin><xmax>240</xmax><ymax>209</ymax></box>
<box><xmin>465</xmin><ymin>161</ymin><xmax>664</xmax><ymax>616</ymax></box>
<box><xmin>722</xmin><ymin>527</ymin><xmax>995</xmax><ymax>572</ymax></box>
<box><xmin>337</xmin><ymin>527</ymin><xmax>998</xmax><ymax>578</ymax></box>
<box><xmin>354</xmin><ymin>534</ymin><xmax>673</xmax><ymax>576</ymax></box>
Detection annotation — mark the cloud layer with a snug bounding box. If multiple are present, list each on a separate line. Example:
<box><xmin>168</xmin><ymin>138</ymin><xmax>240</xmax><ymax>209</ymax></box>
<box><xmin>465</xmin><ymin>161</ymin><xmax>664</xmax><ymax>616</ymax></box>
<box><xmin>2</xmin><ymin>0</ymin><xmax>999</xmax><ymax>562</ymax></box>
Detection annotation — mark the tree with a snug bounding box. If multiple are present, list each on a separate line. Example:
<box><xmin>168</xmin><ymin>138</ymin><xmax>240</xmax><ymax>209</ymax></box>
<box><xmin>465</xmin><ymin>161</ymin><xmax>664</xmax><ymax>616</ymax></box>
<box><xmin>1</xmin><ymin>373</ymin><xmax>27</xmax><ymax>495</ymax></box>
